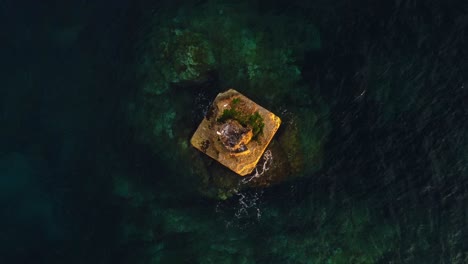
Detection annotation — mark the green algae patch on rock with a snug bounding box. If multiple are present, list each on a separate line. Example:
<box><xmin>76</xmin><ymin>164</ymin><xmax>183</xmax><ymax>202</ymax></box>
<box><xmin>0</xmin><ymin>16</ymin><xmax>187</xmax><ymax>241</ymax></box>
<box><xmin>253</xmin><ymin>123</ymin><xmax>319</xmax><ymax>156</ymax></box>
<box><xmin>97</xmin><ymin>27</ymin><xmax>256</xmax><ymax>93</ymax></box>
<box><xmin>190</xmin><ymin>89</ymin><xmax>281</xmax><ymax>176</ymax></box>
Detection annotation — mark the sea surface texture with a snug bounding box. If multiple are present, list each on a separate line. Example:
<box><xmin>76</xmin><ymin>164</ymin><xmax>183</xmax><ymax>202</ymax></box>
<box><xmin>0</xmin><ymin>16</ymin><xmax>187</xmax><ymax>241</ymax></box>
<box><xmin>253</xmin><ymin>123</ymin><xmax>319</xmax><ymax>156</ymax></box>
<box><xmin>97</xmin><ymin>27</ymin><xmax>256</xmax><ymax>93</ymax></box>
<box><xmin>1</xmin><ymin>0</ymin><xmax>467</xmax><ymax>263</ymax></box>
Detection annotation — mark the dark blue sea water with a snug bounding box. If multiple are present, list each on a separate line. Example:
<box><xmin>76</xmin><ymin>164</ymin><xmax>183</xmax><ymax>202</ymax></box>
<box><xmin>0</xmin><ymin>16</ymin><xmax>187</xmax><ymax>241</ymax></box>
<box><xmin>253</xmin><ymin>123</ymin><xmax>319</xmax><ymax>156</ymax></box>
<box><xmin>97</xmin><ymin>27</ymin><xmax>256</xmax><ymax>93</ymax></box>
<box><xmin>1</xmin><ymin>0</ymin><xmax>467</xmax><ymax>263</ymax></box>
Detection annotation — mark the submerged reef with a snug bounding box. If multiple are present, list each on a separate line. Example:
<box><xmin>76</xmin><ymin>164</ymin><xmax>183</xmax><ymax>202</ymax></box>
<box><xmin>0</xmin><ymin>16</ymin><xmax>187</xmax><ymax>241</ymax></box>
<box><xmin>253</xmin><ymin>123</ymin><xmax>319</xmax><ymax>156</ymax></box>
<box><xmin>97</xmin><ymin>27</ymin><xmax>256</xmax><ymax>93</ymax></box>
<box><xmin>128</xmin><ymin>0</ymin><xmax>329</xmax><ymax>200</ymax></box>
<box><xmin>136</xmin><ymin>1</ymin><xmax>321</xmax><ymax>101</ymax></box>
<box><xmin>116</xmin><ymin>0</ymin><xmax>468</xmax><ymax>263</ymax></box>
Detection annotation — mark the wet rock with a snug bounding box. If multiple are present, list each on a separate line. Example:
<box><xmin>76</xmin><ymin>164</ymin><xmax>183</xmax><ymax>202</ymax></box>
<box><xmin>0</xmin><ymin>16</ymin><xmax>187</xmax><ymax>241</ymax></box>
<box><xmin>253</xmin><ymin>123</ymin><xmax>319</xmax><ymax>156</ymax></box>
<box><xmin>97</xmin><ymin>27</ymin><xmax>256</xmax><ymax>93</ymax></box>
<box><xmin>217</xmin><ymin>119</ymin><xmax>252</xmax><ymax>153</ymax></box>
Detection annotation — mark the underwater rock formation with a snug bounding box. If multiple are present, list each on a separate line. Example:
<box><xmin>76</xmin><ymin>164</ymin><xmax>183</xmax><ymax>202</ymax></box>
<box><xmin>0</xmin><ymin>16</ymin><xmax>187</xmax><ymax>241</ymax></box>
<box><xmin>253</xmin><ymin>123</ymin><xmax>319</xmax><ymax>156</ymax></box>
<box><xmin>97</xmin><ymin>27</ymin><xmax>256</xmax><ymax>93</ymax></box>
<box><xmin>128</xmin><ymin>0</ymin><xmax>330</xmax><ymax>199</ymax></box>
<box><xmin>134</xmin><ymin>0</ymin><xmax>321</xmax><ymax>99</ymax></box>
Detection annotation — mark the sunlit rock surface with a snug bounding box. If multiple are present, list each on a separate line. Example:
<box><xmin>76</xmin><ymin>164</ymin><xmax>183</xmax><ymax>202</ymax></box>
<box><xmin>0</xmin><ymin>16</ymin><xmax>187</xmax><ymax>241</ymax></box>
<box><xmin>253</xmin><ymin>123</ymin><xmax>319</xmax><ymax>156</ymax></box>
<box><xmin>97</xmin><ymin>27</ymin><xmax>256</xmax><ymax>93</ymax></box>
<box><xmin>191</xmin><ymin>89</ymin><xmax>281</xmax><ymax>176</ymax></box>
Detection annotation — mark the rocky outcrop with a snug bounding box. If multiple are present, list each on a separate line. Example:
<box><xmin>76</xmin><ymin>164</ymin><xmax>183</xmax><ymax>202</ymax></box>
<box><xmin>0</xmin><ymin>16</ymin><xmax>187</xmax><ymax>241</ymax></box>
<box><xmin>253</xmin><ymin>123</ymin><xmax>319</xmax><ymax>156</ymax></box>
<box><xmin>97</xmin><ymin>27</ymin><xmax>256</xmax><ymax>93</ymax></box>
<box><xmin>217</xmin><ymin>119</ymin><xmax>253</xmax><ymax>153</ymax></box>
<box><xmin>191</xmin><ymin>89</ymin><xmax>281</xmax><ymax>176</ymax></box>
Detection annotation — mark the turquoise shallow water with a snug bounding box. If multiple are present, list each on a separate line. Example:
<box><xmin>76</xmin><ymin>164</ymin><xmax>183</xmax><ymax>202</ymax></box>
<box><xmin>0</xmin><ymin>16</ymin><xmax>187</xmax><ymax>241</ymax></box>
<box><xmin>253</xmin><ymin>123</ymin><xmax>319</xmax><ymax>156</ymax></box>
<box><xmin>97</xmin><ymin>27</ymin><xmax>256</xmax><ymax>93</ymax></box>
<box><xmin>1</xmin><ymin>0</ymin><xmax>467</xmax><ymax>263</ymax></box>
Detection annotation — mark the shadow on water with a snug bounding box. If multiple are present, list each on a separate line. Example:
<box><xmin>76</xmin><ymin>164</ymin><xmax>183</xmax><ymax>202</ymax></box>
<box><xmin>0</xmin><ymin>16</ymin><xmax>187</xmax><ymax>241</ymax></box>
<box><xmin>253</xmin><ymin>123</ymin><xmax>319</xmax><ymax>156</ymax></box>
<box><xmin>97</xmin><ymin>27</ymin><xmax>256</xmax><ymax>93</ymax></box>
<box><xmin>0</xmin><ymin>0</ymin><xmax>145</xmax><ymax>263</ymax></box>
